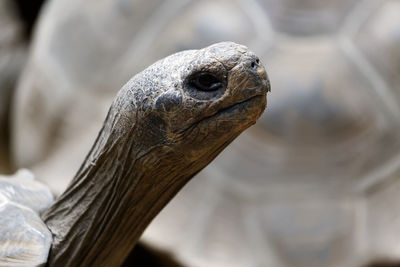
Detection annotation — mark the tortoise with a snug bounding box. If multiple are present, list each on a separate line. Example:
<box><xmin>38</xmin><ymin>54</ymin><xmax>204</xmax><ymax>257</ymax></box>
<box><xmin>0</xmin><ymin>42</ymin><xmax>270</xmax><ymax>266</ymax></box>
<box><xmin>10</xmin><ymin>0</ymin><xmax>400</xmax><ymax>266</ymax></box>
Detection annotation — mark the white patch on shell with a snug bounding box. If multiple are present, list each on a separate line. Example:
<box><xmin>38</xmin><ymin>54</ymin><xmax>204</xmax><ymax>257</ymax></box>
<box><xmin>0</xmin><ymin>169</ymin><xmax>53</xmax><ymax>212</ymax></box>
<box><xmin>0</xmin><ymin>169</ymin><xmax>53</xmax><ymax>266</ymax></box>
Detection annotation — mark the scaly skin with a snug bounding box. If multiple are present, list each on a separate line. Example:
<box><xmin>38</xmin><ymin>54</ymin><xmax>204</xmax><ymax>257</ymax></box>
<box><xmin>41</xmin><ymin>42</ymin><xmax>270</xmax><ymax>267</ymax></box>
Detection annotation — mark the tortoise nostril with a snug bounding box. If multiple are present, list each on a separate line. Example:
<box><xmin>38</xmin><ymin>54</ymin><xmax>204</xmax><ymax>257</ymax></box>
<box><xmin>251</xmin><ymin>60</ymin><xmax>258</xmax><ymax>69</ymax></box>
<box><xmin>251</xmin><ymin>57</ymin><xmax>260</xmax><ymax>69</ymax></box>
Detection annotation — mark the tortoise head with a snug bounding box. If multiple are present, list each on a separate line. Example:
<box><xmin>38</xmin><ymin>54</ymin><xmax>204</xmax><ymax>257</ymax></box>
<box><xmin>43</xmin><ymin>42</ymin><xmax>270</xmax><ymax>266</ymax></box>
<box><xmin>109</xmin><ymin>42</ymin><xmax>270</xmax><ymax>165</ymax></box>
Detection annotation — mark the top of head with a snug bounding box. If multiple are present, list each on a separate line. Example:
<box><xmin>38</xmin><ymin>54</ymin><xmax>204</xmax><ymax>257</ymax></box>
<box><xmin>105</xmin><ymin>42</ymin><xmax>270</xmax><ymax>161</ymax></box>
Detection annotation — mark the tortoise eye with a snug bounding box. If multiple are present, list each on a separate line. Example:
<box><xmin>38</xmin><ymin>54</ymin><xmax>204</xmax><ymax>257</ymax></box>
<box><xmin>190</xmin><ymin>73</ymin><xmax>223</xmax><ymax>91</ymax></box>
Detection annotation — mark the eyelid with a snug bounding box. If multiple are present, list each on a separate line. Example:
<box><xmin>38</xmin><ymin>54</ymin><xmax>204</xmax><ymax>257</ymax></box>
<box><xmin>183</xmin><ymin>70</ymin><xmax>227</xmax><ymax>100</ymax></box>
<box><xmin>189</xmin><ymin>72</ymin><xmax>223</xmax><ymax>92</ymax></box>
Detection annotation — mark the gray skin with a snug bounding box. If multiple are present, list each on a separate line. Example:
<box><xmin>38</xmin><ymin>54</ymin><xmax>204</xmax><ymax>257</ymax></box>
<box><xmin>40</xmin><ymin>41</ymin><xmax>270</xmax><ymax>266</ymax></box>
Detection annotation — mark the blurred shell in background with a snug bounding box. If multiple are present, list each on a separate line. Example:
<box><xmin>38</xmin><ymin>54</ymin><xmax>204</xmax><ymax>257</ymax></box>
<box><xmin>0</xmin><ymin>0</ymin><xmax>26</xmax><ymax>174</ymax></box>
<box><xmin>8</xmin><ymin>0</ymin><xmax>400</xmax><ymax>266</ymax></box>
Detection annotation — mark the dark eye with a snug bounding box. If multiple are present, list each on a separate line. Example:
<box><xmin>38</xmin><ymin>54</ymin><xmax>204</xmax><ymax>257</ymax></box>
<box><xmin>189</xmin><ymin>73</ymin><xmax>223</xmax><ymax>91</ymax></box>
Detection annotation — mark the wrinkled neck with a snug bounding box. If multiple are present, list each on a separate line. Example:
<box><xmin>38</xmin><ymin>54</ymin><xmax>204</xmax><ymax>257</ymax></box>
<box><xmin>40</xmin><ymin>100</ymin><xmax>197</xmax><ymax>267</ymax></box>
<box><xmin>42</xmin><ymin>127</ymin><xmax>193</xmax><ymax>266</ymax></box>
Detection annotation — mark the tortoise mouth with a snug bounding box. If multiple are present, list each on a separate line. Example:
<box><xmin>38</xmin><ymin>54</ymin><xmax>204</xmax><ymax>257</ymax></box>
<box><xmin>180</xmin><ymin>94</ymin><xmax>266</xmax><ymax>136</ymax></box>
<box><xmin>215</xmin><ymin>94</ymin><xmax>265</xmax><ymax>117</ymax></box>
<box><xmin>194</xmin><ymin>94</ymin><xmax>266</xmax><ymax>128</ymax></box>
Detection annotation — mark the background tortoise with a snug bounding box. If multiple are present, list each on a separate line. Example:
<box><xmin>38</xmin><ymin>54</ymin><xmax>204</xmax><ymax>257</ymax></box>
<box><xmin>1</xmin><ymin>0</ymin><xmax>400</xmax><ymax>266</ymax></box>
<box><xmin>0</xmin><ymin>41</ymin><xmax>269</xmax><ymax>266</ymax></box>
